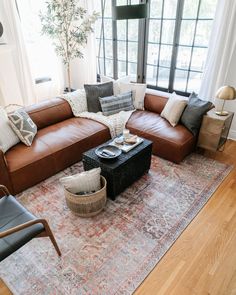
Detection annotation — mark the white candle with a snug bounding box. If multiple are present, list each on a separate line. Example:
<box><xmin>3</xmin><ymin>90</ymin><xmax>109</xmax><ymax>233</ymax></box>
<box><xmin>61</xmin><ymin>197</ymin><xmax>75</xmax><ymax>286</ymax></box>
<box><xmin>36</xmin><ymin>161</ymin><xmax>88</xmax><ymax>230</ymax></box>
<box><xmin>123</xmin><ymin>129</ymin><xmax>130</xmax><ymax>140</ymax></box>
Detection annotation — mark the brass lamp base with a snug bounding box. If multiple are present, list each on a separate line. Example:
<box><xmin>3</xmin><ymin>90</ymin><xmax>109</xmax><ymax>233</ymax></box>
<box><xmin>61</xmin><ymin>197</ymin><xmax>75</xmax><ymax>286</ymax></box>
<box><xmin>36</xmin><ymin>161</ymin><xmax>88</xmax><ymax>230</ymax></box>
<box><xmin>215</xmin><ymin>110</ymin><xmax>229</xmax><ymax>116</ymax></box>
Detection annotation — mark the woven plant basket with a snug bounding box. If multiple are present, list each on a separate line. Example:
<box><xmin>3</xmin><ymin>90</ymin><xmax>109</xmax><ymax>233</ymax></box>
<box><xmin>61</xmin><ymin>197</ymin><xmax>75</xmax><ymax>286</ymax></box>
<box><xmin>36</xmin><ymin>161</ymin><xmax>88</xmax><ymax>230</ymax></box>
<box><xmin>64</xmin><ymin>176</ymin><xmax>107</xmax><ymax>217</ymax></box>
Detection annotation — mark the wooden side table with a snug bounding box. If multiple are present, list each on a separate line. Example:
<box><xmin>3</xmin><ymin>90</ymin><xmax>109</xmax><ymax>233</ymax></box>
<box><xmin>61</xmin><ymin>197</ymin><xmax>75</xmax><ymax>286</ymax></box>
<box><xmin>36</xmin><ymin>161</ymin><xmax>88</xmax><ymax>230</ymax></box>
<box><xmin>197</xmin><ymin>109</ymin><xmax>234</xmax><ymax>151</ymax></box>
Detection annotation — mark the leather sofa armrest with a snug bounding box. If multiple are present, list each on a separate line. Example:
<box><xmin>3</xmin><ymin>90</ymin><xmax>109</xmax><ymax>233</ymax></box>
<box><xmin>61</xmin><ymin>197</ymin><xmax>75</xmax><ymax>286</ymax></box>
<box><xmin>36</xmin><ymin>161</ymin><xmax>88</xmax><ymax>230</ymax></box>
<box><xmin>0</xmin><ymin>149</ymin><xmax>13</xmax><ymax>195</ymax></box>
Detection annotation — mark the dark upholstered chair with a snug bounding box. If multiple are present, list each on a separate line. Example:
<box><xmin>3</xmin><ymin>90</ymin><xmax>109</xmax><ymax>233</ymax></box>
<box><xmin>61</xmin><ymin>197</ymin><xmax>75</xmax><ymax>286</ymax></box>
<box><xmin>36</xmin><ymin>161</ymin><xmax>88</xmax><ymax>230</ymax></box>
<box><xmin>0</xmin><ymin>185</ymin><xmax>61</xmax><ymax>262</ymax></box>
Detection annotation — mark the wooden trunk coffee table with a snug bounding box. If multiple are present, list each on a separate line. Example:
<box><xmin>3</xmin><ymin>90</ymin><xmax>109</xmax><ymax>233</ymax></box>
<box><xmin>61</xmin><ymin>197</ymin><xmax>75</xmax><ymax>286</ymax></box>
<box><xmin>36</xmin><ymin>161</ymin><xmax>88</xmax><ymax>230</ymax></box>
<box><xmin>82</xmin><ymin>138</ymin><xmax>152</xmax><ymax>200</ymax></box>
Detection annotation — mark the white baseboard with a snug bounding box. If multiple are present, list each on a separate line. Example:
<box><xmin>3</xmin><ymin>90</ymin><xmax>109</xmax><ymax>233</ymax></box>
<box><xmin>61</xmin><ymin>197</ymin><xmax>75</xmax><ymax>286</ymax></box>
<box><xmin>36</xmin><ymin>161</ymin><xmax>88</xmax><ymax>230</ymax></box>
<box><xmin>229</xmin><ymin>129</ymin><xmax>236</xmax><ymax>141</ymax></box>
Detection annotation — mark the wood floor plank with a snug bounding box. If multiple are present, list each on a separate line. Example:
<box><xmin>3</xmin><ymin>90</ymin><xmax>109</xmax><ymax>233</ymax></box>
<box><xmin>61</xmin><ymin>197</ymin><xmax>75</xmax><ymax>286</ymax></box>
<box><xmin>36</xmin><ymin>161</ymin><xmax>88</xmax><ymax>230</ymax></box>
<box><xmin>1</xmin><ymin>140</ymin><xmax>236</xmax><ymax>295</ymax></box>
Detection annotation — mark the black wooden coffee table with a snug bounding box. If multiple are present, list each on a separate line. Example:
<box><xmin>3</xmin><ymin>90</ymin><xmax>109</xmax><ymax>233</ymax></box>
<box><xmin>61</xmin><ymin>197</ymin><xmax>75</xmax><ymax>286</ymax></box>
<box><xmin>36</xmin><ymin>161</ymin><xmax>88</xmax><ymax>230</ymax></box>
<box><xmin>82</xmin><ymin>138</ymin><xmax>152</xmax><ymax>200</ymax></box>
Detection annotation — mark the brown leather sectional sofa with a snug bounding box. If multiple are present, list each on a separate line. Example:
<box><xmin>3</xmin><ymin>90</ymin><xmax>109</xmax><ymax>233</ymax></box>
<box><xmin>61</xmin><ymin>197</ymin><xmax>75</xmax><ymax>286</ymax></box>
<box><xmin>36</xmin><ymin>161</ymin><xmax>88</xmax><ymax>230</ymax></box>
<box><xmin>0</xmin><ymin>90</ymin><xmax>196</xmax><ymax>195</ymax></box>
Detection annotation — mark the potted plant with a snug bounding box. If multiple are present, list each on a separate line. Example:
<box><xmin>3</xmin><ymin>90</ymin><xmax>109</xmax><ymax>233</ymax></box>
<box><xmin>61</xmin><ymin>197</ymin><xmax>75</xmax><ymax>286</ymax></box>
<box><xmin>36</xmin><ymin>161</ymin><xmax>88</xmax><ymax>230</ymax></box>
<box><xmin>40</xmin><ymin>0</ymin><xmax>98</xmax><ymax>92</ymax></box>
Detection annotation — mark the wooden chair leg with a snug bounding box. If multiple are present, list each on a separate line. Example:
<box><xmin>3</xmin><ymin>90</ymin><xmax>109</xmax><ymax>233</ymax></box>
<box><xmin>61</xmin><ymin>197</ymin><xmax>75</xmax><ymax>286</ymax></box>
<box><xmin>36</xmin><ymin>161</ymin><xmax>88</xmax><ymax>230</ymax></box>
<box><xmin>42</xmin><ymin>221</ymin><xmax>61</xmax><ymax>256</ymax></box>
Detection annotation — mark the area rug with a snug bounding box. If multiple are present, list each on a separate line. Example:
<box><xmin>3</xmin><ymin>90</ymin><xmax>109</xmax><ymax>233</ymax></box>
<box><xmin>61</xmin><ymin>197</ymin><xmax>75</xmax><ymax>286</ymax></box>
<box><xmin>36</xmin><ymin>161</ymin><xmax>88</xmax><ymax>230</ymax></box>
<box><xmin>0</xmin><ymin>154</ymin><xmax>232</xmax><ymax>295</ymax></box>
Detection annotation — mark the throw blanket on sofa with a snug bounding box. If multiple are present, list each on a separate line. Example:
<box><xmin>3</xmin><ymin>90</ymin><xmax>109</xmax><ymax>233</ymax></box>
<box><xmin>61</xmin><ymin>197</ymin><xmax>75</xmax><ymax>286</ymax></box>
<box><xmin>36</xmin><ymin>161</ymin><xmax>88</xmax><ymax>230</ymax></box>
<box><xmin>60</xmin><ymin>91</ymin><xmax>134</xmax><ymax>138</ymax></box>
<box><xmin>77</xmin><ymin>111</ymin><xmax>134</xmax><ymax>138</ymax></box>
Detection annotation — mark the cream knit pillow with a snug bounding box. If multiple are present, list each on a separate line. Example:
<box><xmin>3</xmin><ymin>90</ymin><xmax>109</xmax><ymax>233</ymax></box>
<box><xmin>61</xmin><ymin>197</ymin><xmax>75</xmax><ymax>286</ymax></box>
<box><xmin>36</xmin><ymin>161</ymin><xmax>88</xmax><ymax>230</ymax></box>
<box><xmin>161</xmin><ymin>92</ymin><xmax>187</xmax><ymax>127</ymax></box>
<box><xmin>60</xmin><ymin>167</ymin><xmax>101</xmax><ymax>194</ymax></box>
<box><xmin>119</xmin><ymin>82</ymin><xmax>147</xmax><ymax>110</ymax></box>
<box><xmin>0</xmin><ymin>107</ymin><xmax>20</xmax><ymax>152</ymax></box>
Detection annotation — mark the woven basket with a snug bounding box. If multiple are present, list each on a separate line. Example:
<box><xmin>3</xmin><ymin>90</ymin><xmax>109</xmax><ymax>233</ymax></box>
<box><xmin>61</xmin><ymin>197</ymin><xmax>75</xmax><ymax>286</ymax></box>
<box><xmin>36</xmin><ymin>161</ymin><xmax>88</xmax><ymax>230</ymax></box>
<box><xmin>64</xmin><ymin>176</ymin><xmax>107</xmax><ymax>217</ymax></box>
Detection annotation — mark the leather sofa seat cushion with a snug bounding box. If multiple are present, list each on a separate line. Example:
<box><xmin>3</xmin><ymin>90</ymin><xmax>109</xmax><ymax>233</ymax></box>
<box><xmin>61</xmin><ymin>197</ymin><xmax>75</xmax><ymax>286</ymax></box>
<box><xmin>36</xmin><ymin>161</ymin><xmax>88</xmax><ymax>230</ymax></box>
<box><xmin>0</xmin><ymin>195</ymin><xmax>44</xmax><ymax>261</ymax></box>
<box><xmin>5</xmin><ymin>117</ymin><xmax>110</xmax><ymax>193</ymax></box>
<box><xmin>126</xmin><ymin>111</ymin><xmax>195</xmax><ymax>163</ymax></box>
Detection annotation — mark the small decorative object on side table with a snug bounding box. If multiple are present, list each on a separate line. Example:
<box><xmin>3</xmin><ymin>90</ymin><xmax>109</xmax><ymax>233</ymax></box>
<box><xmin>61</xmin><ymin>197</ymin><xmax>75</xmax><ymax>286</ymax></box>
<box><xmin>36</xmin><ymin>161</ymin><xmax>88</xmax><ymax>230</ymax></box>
<box><xmin>197</xmin><ymin>108</ymin><xmax>234</xmax><ymax>151</ymax></box>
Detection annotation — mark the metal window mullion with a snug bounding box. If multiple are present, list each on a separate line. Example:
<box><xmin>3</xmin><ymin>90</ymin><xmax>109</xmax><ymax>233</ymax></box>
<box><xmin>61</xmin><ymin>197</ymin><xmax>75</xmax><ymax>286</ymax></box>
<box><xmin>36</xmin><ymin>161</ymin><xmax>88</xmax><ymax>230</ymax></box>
<box><xmin>155</xmin><ymin>0</ymin><xmax>165</xmax><ymax>87</ymax></box>
<box><xmin>137</xmin><ymin>0</ymin><xmax>148</xmax><ymax>83</ymax></box>
<box><xmin>101</xmin><ymin>0</ymin><xmax>106</xmax><ymax>75</ymax></box>
<box><xmin>185</xmin><ymin>0</ymin><xmax>202</xmax><ymax>93</ymax></box>
<box><xmin>112</xmin><ymin>0</ymin><xmax>118</xmax><ymax>79</ymax></box>
<box><xmin>168</xmin><ymin>0</ymin><xmax>185</xmax><ymax>93</ymax></box>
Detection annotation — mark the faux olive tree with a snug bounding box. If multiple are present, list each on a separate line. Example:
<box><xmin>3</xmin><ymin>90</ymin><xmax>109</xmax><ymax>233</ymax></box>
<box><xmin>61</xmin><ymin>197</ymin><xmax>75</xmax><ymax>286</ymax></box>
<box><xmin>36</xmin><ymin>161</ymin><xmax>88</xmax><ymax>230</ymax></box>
<box><xmin>40</xmin><ymin>0</ymin><xmax>98</xmax><ymax>92</ymax></box>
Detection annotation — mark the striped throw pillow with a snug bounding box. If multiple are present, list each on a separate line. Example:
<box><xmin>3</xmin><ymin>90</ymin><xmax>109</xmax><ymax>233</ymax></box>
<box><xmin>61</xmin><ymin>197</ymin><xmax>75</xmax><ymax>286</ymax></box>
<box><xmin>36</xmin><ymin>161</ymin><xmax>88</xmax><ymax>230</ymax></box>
<box><xmin>99</xmin><ymin>91</ymin><xmax>134</xmax><ymax>116</ymax></box>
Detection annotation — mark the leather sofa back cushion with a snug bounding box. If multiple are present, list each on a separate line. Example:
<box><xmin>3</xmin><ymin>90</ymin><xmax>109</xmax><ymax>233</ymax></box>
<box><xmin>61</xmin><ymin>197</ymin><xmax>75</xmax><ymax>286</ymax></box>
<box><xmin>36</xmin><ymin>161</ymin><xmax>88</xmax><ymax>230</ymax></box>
<box><xmin>25</xmin><ymin>97</ymin><xmax>73</xmax><ymax>130</ymax></box>
<box><xmin>144</xmin><ymin>93</ymin><xmax>168</xmax><ymax>114</ymax></box>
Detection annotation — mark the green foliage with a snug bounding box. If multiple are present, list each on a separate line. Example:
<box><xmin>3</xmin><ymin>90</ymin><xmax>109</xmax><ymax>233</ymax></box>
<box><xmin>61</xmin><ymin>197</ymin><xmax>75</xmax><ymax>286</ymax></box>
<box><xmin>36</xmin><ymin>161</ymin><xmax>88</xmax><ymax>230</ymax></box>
<box><xmin>40</xmin><ymin>0</ymin><xmax>99</xmax><ymax>66</ymax></box>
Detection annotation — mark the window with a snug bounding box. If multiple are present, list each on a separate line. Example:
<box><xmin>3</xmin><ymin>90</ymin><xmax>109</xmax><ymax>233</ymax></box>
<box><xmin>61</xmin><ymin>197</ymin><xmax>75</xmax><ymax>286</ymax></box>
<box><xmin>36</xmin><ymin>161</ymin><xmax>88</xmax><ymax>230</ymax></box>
<box><xmin>95</xmin><ymin>0</ymin><xmax>217</xmax><ymax>95</ymax></box>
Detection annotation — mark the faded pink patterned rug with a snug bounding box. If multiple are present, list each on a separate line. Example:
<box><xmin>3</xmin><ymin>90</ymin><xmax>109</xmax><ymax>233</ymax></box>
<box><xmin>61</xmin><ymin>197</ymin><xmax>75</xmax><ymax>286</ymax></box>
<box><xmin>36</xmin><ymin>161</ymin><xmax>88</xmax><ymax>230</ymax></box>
<box><xmin>0</xmin><ymin>154</ymin><xmax>232</xmax><ymax>295</ymax></box>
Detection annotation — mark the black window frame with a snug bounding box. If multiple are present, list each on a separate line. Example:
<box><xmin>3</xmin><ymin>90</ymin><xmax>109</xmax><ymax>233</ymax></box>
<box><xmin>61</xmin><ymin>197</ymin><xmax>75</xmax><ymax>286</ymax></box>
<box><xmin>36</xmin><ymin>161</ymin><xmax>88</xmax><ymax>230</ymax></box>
<box><xmin>96</xmin><ymin>0</ymin><xmax>216</xmax><ymax>96</ymax></box>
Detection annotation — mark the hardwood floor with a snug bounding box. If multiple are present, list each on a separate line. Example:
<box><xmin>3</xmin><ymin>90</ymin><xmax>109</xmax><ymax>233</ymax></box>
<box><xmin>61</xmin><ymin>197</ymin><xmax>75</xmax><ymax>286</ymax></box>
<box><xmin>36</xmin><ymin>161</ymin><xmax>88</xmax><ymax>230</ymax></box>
<box><xmin>1</xmin><ymin>140</ymin><xmax>236</xmax><ymax>295</ymax></box>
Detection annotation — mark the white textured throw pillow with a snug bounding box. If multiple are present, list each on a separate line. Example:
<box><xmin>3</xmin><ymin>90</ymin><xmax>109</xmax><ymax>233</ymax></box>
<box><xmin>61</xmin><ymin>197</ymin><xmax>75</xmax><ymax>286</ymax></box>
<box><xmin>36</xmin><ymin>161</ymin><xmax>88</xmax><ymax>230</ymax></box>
<box><xmin>60</xmin><ymin>167</ymin><xmax>101</xmax><ymax>194</ymax></box>
<box><xmin>161</xmin><ymin>92</ymin><xmax>188</xmax><ymax>127</ymax></box>
<box><xmin>119</xmin><ymin>82</ymin><xmax>147</xmax><ymax>110</ymax></box>
<box><xmin>61</xmin><ymin>89</ymin><xmax>88</xmax><ymax>116</ymax></box>
<box><xmin>101</xmin><ymin>75</ymin><xmax>131</xmax><ymax>96</ymax></box>
<box><xmin>0</xmin><ymin>107</ymin><xmax>20</xmax><ymax>153</ymax></box>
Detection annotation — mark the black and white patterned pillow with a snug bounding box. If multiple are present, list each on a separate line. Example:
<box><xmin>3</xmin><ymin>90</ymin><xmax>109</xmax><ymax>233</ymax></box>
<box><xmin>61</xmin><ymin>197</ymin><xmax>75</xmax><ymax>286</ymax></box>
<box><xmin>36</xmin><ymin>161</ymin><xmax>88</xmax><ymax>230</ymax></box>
<box><xmin>8</xmin><ymin>109</ymin><xmax>37</xmax><ymax>146</ymax></box>
<box><xmin>99</xmin><ymin>91</ymin><xmax>134</xmax><ymax>116</ymax></box>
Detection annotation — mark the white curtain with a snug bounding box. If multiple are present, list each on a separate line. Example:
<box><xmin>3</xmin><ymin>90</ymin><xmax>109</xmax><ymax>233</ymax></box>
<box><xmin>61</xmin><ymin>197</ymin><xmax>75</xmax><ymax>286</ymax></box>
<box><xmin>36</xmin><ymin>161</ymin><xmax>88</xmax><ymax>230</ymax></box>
<box><xmin>0</xmin><ymin>0</ymin><xmax>36</xmax><ymax>106</ymax></box>
<box><xmin>69</xmin><ymin>0</ymin><xmax>97</xmax><ymax>89</ymax></box>
<box><xmin>199</xmin><ymin>0</ymin><xmax>236</xmax><ymax>101</ymax></box>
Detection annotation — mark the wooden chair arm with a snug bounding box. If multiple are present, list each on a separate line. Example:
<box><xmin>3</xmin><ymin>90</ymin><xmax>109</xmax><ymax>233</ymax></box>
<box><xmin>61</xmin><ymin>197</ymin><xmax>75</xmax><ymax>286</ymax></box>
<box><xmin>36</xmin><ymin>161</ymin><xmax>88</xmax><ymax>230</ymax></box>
<box><xmin>0</xmin><ymin>185</ymin><xmax>10</xmax><ymax>198</ymax></box>
<box><xmin>0</xmin><ymin>218</ymin><xmax>48</xmax><ymax>238</ymax></box>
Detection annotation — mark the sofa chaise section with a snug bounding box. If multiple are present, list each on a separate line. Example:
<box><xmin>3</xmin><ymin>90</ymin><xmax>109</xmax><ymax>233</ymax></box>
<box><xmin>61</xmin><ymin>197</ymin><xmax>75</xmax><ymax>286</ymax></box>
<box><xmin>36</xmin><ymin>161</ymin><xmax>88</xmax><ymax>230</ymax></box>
<box><xmin>126</xmin><ymin>92</ymin><xmax>196</xmax><ymax>163</ymax></box>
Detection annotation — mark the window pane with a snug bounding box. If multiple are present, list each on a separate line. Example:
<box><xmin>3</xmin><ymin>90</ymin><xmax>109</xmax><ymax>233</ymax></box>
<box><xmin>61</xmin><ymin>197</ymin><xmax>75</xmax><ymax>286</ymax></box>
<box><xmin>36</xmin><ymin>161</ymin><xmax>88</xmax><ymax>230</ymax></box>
<box><xmin>195</xmin><ymin>20</ymin><xmax>213</xmax><ymax>46</ymax></box>
<box><xmin>187</xmin><ymin>71</ymin><xmax>203</xmax><ymax>92</ymax></box>
<box><xmin>128</xmin><ymin>62</ymin><xmax>137</xmax><ymax>80</ymax></box>
<box><xmin>96</xmin><ymin>39</ymin><xmax>104</xmax><ymax>58</ymax></box>
<box><xmin>117</xmin><ymin>41</ymin><xmax>126</xmax><ymax>61</ymax></box>
<box><xmin>117</xmin><ymin>20</ymin><xmax>127</xmax><ymax>40</ymax></box>
<box><xmin>146</xmin><ymin>65</ymin><xmax>157</xmax><ymax>85</ymax></box>
<box><xmin>191</xmin><ymin>47</ymin><xmax>207</xmax><ymax>72</ymax></box>
<box><xmin>105</xmin><ymin>59</ymin><xmax>113</xmax><ymax>77</ymax></box>
<box><xmin>163</xmin><ymin>0</ymin><xmax>178</xmax><ymax>18</ymax></box>
<box><xmin>199</xmin><ymin>0</ymin><xmax>217</xmax><ymax>18</ymax></box>
<box><xmin>159</xmin><ymin>45</ymin><xmax>172</xmax><ymax>67</ymax></box>
<box><xmin>98</xmin><ymin>58</ymin><xmax>105</xmax><ymax>75</ymax></box>
<box><xmin>176</xmin><ymin>46</ymin><xmax>192</xmax><ymax>70</ymax></box>
<box><xmin>148</xmin><ymin>20</ymin><xmax>161</xmax><ymax>43</ymax></box>
<box><xmin>147</xmin><ymin>43</ymin><xmax>159</xmax><ymax>65</ymax></box>
<box><xmin>182</xmin><ymin>0</ymin><xmax>199</xmax><ymax>19</ymax></box>
<box><xmin>104</xmin><ymin>19</ymin><xmax>113</xmax><ymax>39</ymax></box>
<box><xmin>174</xmin><ymin>70</ymin><xmax>188</xmax><ymax>92</ymax></box>
<box><xmin>161</xmin><ymin>20</ymin><xmax>175</xmax><ymax>44</ymax></box>
<box><xmin>157</xmin><ymin>68</ymin><xmax>170</xmax><ymax>88</ymax></box>
<box><xmin>179</xmin><ymin>20</ymin><xmax>195</xmax><ymax>45</ymax></box>
<box><xmin>105</xmin><ymin>40</ymin><xmax>113</xmax><ymax>59</ymax></box>
<box><xmin>128</xmin><ymin>19</ymin><xmax>139</xmax><ymax>41</ymax></box>
<box><xmin>150</xmin><ymin>0</ymin><xmax>163</xmax><ymax>18</ymax></box>
<box><xmin>117</xmin><ymin>0</ymin><xmax>127</xmax><ymax>5</ymax></box>
<box><xmin>118</xmin><ymin>61</ymin><xmax>127</xmax><ymax>77</ymax></box>
<box><xmin>95</xmin><ymin>19</ymin><xmax>102</xmax><ymax>39</ymax></box>
<box><xmin>104</xmin><ymin>0</ymin><xmax>112</xmax><ymax>17</ymax></box>
<box><xmin>128</xmin><ymin>42</ymin><xmax>138</xmax><ymax>63</ymax></box>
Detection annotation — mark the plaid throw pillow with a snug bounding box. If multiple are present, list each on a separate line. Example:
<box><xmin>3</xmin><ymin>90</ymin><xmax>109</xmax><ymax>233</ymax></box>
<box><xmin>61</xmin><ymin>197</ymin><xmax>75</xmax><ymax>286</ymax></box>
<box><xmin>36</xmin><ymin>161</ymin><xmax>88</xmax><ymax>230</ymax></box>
<box><xmin>8</xmin><ymin>109</ymin><xmax>37</xmax><ymax>146</ymax></box>
<box><xmin>99</xmin><ymin>91</ymin><xmax>134</xmax><ymax>116</ymax></box>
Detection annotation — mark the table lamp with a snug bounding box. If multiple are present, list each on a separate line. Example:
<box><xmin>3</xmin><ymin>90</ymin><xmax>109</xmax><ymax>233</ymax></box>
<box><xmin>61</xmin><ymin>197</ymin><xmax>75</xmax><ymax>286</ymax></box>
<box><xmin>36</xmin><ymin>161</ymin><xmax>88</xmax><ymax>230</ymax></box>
<box><xmin>215</xmin><ymin>86</ymin><xmax>236</xmax><ymax>116</ymax></box>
